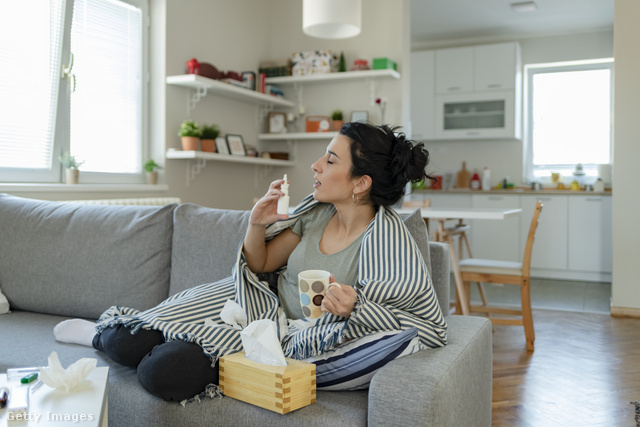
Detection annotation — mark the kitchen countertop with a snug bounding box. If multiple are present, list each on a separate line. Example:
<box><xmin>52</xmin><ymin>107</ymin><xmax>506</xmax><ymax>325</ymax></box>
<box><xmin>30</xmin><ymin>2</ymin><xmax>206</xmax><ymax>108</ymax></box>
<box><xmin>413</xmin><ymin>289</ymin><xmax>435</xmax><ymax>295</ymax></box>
<box><xmin>415</xmin><ymin>188</ymin><xmax>612</xmax><ymax>196</ymax></box>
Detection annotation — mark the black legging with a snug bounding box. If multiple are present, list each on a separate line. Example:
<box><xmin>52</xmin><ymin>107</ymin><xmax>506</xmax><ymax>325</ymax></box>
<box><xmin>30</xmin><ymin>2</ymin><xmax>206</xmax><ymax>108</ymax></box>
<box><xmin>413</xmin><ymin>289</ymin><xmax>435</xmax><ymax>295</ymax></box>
<box><xmin>93</xmin><ymin>324</ymin><xmax>219</xmax><ymax>401</ymax></box>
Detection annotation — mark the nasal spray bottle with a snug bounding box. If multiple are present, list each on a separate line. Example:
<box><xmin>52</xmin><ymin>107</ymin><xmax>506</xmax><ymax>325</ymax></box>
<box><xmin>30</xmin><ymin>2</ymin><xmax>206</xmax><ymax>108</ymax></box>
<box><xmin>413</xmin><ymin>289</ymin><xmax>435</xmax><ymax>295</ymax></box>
<box><xmin>277</xmin><ymin>174</ymin><xmax>290</xmax><ymax>215</ymax></box>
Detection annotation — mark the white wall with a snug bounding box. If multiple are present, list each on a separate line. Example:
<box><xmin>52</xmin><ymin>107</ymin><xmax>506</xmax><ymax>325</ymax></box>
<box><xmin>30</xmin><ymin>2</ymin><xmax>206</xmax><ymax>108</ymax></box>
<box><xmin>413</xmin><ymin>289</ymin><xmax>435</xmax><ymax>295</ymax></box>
<box><xmin>611</xmin><ymin>0</ymin><xmax>640</xmax><ymax>313</ymax></box>
<box><xmin>414</xmin><ymin>30</ymin><xmax>614</xmax><ymax>186</ymax></box>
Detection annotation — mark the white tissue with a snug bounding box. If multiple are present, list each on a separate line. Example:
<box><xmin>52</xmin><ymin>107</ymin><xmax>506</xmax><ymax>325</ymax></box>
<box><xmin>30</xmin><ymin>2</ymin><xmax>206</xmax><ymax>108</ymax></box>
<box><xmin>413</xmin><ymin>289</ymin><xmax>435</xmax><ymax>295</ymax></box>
<box><xmin>240</xmin><ymin>319</ymin><xmax>287</xmax><ymax>366</ymax></box>
<box><xmin>39</xmin><ymin>351</ymin><xmax>97</xmax><ymax>392</ymax></box>
<box><xmin>219</xmin><ymin>300</ymin><xmax>248</xmax><ymax>330</ymax></box>
<box><xmin>0</xmin><ymin>289</ymin><xmax>10</xmax><ymax>314</ymax></box>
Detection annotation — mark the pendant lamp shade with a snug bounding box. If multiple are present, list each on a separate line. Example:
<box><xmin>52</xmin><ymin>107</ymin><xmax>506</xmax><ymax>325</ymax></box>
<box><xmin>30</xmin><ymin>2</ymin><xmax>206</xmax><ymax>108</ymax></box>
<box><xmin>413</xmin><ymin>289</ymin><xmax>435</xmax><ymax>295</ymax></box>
<box><xmin>303</xmin><ymin>0</ymin><xmax>362</xmax><ymax>39</ymax></box>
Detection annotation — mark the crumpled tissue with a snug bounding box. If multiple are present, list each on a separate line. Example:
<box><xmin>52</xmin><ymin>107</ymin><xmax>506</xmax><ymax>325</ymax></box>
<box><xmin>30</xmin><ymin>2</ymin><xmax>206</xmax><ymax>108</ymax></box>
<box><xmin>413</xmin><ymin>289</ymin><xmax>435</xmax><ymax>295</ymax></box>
<box><xmin>240</xmin><ymin>319</ymin><xmax>287</xmax><ymax>366</ymax></box>
<box><xmin>39</xmin><ymin>351</ymin><xmax>97</xmax><ymax>392</ymax></box>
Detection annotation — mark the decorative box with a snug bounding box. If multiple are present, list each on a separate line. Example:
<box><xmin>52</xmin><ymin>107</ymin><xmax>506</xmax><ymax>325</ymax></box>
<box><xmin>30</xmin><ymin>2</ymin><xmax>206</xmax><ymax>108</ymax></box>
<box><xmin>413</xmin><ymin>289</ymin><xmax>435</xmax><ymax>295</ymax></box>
<box><xmin>372</xmin><ymin>57</ymin><xmax>397</xmax><ymax>71</ymax></box>
<box><xmin>219</xmin><ymin>351</ymin><xmax>316</xmax><ymax>414</ymax></box>
<box><xmin>305</xmin><ymin>116</ymin><xmax>332</xmax><ymax>133</ymax></box>
<box><xmin>291</xmin><ymin>50</ymin><xmax>338</xmax><ymax>76</ymax></box>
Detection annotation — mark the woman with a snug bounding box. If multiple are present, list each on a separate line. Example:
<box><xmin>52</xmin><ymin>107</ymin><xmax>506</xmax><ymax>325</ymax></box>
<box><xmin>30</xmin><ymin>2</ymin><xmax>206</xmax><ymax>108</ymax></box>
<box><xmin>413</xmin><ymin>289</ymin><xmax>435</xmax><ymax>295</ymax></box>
<box><xmin>55</xmin><ymin>122</ymin><xmax>447</xmax><ymax>402</ymax></box>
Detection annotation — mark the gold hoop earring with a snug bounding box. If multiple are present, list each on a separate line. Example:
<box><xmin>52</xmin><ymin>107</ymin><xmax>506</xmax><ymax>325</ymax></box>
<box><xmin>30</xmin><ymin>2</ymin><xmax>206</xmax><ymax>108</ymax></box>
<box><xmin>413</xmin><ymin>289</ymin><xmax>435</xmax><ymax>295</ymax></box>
<box><xmin>352</xmin><ymin>193</ymin><xmax>359</xmax><ymax>204</ymax></box>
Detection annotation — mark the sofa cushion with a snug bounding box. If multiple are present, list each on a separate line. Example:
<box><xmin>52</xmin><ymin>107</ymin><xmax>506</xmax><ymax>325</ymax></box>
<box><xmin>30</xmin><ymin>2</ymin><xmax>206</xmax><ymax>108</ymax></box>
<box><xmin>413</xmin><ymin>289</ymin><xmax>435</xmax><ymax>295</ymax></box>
<box><xmin>0</xmin><ymin>194</ymin><xmax>175</xmax><ymax>319</ymax></box>
<box><xmin>170</xmin><ymin>204</ymin><xmax>251</xmax><ymax>296</ymax></box>
<box><xmin>400</xmin><ymin>208</ymin><xmax>432</xmax><ymax>274</ymax></box>
<box><xmin>303</xmin><ymin>327</ymin><xmax>422</xmax><ymax>390</ymax></box>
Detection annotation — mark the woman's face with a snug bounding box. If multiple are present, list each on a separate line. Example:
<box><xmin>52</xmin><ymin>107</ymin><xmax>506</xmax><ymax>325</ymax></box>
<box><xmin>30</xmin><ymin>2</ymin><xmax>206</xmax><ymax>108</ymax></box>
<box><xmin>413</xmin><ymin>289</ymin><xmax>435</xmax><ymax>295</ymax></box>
<box><xmin>311</xmin><ymin>135</ymin><xmax>357</xmax><ymax>204</ymax></box>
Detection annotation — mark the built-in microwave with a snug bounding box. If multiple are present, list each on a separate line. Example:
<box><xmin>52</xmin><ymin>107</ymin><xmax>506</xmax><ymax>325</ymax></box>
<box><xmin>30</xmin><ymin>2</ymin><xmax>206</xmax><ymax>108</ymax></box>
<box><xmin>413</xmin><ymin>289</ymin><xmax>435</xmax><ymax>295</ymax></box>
<box><xmin>434</xmin><ymin>90</ymin><xmax>521</xmax><ymax>140</ymax></box>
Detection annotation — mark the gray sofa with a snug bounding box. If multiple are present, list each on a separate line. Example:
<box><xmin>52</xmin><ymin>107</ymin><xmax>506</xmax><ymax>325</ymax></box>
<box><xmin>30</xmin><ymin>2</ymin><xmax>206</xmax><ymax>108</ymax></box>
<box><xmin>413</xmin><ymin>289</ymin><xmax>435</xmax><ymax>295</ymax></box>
<box><xmin>0</xmin><ymin>193</ymin><xmax>492</xmax><ymax>426</ymax></box>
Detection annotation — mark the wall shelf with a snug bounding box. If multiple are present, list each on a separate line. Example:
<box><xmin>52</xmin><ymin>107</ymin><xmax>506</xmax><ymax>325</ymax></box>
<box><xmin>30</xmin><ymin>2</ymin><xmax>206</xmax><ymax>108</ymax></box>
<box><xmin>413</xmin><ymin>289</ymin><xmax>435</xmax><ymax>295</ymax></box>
<box><xmin>258</xmin><ymin>132</ymin><xmax>338</xmax><ymax>141</ymax></box>
<box><xmin>166</xmin><ymin>149</ymin><xmax>294</xmax><ymax>187</ymax></box>
<box><xmin>166</xmin><ymin>74</ymin><xmax>295</xmax><ymax>112</ymax></box>
<box><xmin>265</xmin><ymin>69</ymin><xmax>400</xmax><ymax>85</ymax></box>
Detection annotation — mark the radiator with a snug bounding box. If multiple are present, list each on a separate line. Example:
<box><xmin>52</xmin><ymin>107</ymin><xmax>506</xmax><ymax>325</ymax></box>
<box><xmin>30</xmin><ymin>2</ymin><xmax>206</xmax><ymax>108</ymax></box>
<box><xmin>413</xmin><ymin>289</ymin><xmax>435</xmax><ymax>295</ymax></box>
<box><xmin>65</xmin><ymin>197</ymin><xmax>181</xmax><ymax>206</ymax></box>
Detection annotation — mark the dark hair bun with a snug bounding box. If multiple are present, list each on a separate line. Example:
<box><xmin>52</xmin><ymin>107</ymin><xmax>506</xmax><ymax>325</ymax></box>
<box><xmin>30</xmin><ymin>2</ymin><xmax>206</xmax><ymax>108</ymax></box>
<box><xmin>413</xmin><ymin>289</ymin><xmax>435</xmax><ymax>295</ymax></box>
<box><xmin>341</xmin><ymin>122</ymin><xmax>432</xmax><ymax>207</ymax></box>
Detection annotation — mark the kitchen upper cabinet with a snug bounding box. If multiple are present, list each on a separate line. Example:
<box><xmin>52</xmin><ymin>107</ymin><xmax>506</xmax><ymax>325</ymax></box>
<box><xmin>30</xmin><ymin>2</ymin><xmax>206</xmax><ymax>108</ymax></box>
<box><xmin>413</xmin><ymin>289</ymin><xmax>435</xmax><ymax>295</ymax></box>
<box><xmin>474</xmin><ymin>42</ymin><xmax>520</xmax><ymax>91</ymax></box>
<box><xmin>435</xmin><ymin>47</ymin><xmax>474</xmax><ymax>94</ymax></box>
<box><xmin>568</xmin><ymin>196</ymin><xmax>612</xmax><ymax>273</ymax></box>
<box><xmin>470</xmin><ymin>194</ymin><xmax>520</xmax><ymax>262</ymax></box>
<box><xmin>520</xmin><ymin>195</ymin><xmax>568</xmax><ymax>271</ymax></box>
<box><xmin>410</xmin><ymin>50</ymin><xmax>436</xmax><ymax>140</ymax></box>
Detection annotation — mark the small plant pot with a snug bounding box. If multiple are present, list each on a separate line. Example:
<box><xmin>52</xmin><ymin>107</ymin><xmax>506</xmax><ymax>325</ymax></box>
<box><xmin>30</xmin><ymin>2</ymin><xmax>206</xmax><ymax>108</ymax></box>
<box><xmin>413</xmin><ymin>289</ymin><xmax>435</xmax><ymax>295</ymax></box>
<box><xmin>332</xmin><ymin>120</ymin><xmax>345</xmax><ymax>131</ymax></box>
<box><xmin>201</xmin><ymin>139</ymin><xmax>216</xmax><ymax>153</ymax></box>
<box><xmin>181</xmin><ymin>136</ymin><xmax>199</xmax><ymax>151</ymax></box>
<box><xmin>146</xmin><ymin>171</ymin><xmax>158</xmax><ymax>185</ymax></box>
<box><xmin>65</xmin><ymin>168</ymin><xmax>79</xmax><ymax>184</ymax></box>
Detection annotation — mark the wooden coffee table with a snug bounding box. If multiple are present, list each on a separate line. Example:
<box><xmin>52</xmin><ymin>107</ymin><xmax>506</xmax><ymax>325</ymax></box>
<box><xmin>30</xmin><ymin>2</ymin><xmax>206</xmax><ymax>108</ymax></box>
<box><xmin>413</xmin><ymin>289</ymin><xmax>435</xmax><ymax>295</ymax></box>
<box><xmin>0</xmin><ymin>366</ymin><xmax>108</xmax><ymax>427</ymax></box>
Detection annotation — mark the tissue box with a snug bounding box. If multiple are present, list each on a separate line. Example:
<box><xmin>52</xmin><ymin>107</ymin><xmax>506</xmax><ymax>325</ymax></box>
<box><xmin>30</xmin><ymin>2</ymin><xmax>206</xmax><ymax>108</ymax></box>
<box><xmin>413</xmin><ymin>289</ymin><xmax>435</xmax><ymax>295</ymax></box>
<box><xmin>372</xmin><ymin>57</ymin><xmax>397</xmax><ymax>71</ymax></box>
<box><xmin>219</xmin><ymin>351</ymin><xmax>316</xmax><ymax>414</ymax></box>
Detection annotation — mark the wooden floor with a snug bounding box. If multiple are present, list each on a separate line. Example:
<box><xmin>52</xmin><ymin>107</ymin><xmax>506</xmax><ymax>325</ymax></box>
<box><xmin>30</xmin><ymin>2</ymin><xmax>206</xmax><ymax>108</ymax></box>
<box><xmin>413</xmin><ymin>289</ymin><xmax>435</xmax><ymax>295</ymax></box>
<box><xmin>490</xmin><ymin>309</ymin><xmax>640</xmax><ymax>426</ymax></box>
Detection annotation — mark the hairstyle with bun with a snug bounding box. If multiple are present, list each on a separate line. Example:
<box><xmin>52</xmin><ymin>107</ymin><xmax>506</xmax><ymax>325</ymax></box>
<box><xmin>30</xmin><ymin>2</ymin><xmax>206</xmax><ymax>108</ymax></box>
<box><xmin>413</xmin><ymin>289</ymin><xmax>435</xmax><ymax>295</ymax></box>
<box><xmin>339</xmin><ymin>122</ymin><xmax>433</xmax><ymax>208</ymax></box>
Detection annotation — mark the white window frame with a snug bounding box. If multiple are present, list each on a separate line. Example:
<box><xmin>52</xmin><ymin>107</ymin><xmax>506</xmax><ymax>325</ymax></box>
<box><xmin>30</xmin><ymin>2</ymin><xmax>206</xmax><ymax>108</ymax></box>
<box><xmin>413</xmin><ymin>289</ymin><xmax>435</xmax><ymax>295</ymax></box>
<box><xmin>0</xmin><ymin>0</ymin><xmax>149</xmax><ymax>185</ymax></box>
<box><xmin>523</xmin><ymin>58</ymin><xmax>614</xmax><ymax>184</ymax></box>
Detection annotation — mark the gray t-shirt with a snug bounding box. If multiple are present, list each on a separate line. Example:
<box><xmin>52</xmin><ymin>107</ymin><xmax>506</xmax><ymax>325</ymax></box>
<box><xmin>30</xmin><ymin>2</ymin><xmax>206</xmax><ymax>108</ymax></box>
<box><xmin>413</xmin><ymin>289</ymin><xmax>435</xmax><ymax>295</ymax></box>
<box><xmin>277</xmin><ymin>204</ymin><xmax>363</xmax><ymax>319</ymax></box>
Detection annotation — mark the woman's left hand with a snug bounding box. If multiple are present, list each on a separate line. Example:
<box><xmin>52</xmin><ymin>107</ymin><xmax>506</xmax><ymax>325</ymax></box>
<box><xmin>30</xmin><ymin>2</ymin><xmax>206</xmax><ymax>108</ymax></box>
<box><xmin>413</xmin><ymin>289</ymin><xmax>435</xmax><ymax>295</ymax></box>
<box><xmin>321</xmin><ymin>274</ymin><xmax>357</xmax><ymax>318</ymax></box>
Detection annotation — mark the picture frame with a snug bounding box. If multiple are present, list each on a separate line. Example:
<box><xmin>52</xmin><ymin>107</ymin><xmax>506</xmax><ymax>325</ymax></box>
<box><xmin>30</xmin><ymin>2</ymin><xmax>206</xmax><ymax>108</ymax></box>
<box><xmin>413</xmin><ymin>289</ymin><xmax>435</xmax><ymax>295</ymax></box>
<box><xmin>351</xmin><ymin>111</ymin><xmax>369</xmax><ymax>123</ymax></box>
<box><xmin>226</xmin><ymin>134</ymin><xmax>247</xmax><ymax>156</ymax></box>
<box><xmin>216</xmin><ymin>136</ymin><xmax>230</xmax><ymax>155</ymax></box>
<box><xmin>268</xmin><ymin>112</ymin><xmax>287</xmax><ymax>133</ymax></box>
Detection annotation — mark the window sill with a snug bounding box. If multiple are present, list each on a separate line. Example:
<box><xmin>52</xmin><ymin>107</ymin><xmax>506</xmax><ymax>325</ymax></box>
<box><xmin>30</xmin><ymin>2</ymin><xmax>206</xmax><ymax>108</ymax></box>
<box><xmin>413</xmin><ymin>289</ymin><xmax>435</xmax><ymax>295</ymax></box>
<box><xmin>0</xmin><ymin>183</ymin><xmax>169</xmax><ymax>193</ymax></box>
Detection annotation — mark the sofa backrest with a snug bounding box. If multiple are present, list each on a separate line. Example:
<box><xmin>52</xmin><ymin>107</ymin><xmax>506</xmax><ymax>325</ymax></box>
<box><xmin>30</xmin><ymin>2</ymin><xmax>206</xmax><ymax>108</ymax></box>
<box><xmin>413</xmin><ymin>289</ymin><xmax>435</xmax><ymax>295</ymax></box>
<box><xmin>0</xmin><ymin>194</ymin><xmax>175</xmax><ymax>319</ymax></box>
<box><xmin>169</xmin><ymin>204</ymin><xmax>251</xmax><ymax>295</ymax></box>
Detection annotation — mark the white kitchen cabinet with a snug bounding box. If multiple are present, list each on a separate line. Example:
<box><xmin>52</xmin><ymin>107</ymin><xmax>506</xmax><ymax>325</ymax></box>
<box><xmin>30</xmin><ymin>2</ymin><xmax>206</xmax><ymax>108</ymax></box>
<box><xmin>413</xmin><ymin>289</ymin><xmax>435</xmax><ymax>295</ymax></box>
<box><xmin>567</xmin><ymin>196</ymin><xmax>612</xmax><ymax>273</ymax></box>
<box><xmin>435</xmin><ymin>47</ymin><xmax>474</xmax><ymax>94</ymax></box>
<box><xmin>434</xmin><ymin>90</ymin><xmax>518</xmax><ymax>140</ymax></box>
<box><xmin>410</xmin><ymin>50</ymin><xmax>436</xmax><ymax>140</ymax></box>
<box><xmin>470</xmin><ymin>194</ymin><xmax>520</xmax><ymax>262</ymax></box>
<box><xmin>474</xmin><ymin>42</ymin><xmax>520</xmax><ymax>91</ymax></box>
<box><xmin>519</xmin><ymin>195</ymin><xmax>568</xmax><ymax>271</ymax></box>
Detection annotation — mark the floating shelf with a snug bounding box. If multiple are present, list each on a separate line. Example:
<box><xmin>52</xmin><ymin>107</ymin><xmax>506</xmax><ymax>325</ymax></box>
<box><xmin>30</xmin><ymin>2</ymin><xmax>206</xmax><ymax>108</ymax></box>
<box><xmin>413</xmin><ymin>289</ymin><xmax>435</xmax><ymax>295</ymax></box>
<box><xmin>258</xmin><ymin>132</ymin><xmax>338</xmax><ymax>141</ymax></box>
<box><xmin>265</xmin><ymin>69</ymin><xmax>400</xmax><ymax>85</ymax></box>
<box><xmin>166</xmin><ymin>149</ymin><xmax>294</xmax><ymax>166</ymax></box>
<box><xmin>166</xmin><ymin>74</ymin><xmax>295</xmax><ymax>108</ymax></box>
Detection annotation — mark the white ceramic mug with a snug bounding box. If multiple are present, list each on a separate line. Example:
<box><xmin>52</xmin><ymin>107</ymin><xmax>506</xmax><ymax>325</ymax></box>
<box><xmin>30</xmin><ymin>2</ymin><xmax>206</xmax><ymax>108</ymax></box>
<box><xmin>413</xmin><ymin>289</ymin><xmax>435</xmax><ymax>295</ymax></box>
<box><xmin>297</xmin><ymin>270</ymin><xmax>341</xmax><ymax>318</ymax></box>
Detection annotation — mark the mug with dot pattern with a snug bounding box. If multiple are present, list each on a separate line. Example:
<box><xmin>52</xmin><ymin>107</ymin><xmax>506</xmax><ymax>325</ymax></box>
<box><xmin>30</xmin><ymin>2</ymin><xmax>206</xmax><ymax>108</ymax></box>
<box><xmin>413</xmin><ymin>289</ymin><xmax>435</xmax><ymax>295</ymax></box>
<box><xmin>298</xmin><ymin>270</ymin><xmax>331</xmax><ymax>318</ymax></box>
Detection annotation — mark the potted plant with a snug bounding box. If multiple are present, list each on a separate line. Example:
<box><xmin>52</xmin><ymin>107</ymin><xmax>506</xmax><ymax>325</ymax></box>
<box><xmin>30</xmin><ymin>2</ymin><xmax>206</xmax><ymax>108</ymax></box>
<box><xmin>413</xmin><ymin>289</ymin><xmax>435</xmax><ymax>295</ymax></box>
<box><xmin>200</xmin><ymin>124</ymin><xmax>220</xmax><ymax>153</ymax></box>
<box><xmin>178</xmin><ymin>120</ymin><xmax>202</xmax><ymax>151</ymax></box>
<box><xmin>332</xmin><ymin>110</ymin><xmax>344</xmax><ymax>131</ymax></box>
<box><xmin>59</xmin><ymin>152</ymin><xmax>84</xmax><ymax>184</ymax></box>
<box><xmin>143</xmin><ymin>159</ymin><xmax>162</xmax><ymax>185</ymax></box>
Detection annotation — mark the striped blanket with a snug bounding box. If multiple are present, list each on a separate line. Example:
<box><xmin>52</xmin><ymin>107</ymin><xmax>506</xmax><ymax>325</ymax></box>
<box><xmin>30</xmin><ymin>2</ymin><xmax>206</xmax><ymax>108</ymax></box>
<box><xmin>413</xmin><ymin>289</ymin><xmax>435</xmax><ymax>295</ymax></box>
<box><xmin>96</xmin><ymin>195</ymin><xmax>447</xmax><ymax>396</ymax></box>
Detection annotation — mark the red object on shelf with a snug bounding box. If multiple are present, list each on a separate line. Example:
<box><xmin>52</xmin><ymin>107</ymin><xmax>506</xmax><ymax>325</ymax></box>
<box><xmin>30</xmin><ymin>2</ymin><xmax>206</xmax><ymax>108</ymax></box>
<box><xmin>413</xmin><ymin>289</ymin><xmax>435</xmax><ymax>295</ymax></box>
<box><xmin>186</xmin><ymin>58</ymin><xmax>200</xmax><ymax>75</ymax></box>
<box><xmin>471</xmin><ymin>170</ymin><xmax>481</xmax><ymax>190</ymax></box>
<box><xmin>432</xmin><ymin>175</ymin><xmax>443</xmax><ymax>190</ymax></box>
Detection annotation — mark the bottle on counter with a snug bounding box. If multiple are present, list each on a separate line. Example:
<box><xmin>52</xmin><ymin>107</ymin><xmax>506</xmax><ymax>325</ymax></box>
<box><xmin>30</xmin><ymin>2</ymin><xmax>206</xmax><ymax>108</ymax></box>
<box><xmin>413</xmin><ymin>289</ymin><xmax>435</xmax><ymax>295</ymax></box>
<box><xmin>470</xmin><ymin>169</ymin><xmax>481</xmax><ymax>190</ymax></box>
<box><xmin>481</xmin><ymin>167</ymin><xmax>491</xmax><ymax>191</ymax></box>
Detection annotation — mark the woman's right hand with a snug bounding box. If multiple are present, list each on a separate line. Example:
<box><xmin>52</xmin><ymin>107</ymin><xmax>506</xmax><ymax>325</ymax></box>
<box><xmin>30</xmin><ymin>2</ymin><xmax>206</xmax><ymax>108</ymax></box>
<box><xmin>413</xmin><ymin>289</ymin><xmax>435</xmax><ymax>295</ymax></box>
<box><xmin>250</xmin><ymin>178</ymin><xmax>289</xmax><ymax>226</ymax></box>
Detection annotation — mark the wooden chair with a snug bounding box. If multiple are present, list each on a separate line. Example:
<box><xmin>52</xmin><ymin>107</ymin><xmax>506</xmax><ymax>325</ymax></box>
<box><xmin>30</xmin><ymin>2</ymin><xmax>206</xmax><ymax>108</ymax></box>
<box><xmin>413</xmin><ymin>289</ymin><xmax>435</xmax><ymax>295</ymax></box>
<box><xmin>458</xmin><ymin>201</ymin><xmax>543</xmax><ymax>351</ymax></box>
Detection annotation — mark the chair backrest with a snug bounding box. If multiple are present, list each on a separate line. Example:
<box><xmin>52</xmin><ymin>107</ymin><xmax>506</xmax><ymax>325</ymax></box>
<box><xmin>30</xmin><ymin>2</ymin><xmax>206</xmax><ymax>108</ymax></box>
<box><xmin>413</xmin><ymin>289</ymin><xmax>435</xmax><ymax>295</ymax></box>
<box><xmin>522</xmin><ymin>201</ymin><xmax>544</xmax><ymax>277</ymax></box>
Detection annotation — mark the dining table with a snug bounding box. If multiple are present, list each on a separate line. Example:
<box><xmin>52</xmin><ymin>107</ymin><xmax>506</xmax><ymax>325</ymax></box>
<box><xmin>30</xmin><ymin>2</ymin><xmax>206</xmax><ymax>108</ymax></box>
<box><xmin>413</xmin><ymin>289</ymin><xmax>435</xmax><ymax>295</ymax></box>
<box><xmin>395</xmin><ymin>206</ymin><xmax>522</xmax><ymax>316</ymax></box>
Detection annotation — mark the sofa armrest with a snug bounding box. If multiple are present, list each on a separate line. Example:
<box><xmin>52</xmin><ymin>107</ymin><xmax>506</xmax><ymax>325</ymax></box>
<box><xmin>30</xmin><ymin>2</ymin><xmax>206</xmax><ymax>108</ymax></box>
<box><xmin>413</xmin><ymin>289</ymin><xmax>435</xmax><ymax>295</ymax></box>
<box><xmin>368</xmin><ymin>315</ymin><xmax>492</xmax><ymax>427</ymax></box>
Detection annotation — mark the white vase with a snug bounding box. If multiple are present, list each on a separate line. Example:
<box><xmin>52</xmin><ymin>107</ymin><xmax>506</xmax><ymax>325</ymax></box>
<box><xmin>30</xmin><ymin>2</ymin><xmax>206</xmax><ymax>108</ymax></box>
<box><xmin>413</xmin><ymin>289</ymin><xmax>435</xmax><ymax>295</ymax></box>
<box><xmin>146</xmin><ymin>171</ymin><xmax>158</xmax><ymax>185</ymax></box>
<box><xmin>65</xmin><ymin>168</ymin><xmax>79</xmax><ymax>184</ymax></box>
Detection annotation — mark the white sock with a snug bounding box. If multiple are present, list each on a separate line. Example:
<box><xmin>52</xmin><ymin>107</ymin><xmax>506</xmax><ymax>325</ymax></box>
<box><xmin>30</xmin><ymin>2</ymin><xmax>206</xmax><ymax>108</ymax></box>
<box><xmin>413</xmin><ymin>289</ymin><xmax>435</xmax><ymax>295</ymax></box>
<box><xmin>53</xmin><ymin>319</ymin><xmax>97</xmax><ymax>347</ymax></box>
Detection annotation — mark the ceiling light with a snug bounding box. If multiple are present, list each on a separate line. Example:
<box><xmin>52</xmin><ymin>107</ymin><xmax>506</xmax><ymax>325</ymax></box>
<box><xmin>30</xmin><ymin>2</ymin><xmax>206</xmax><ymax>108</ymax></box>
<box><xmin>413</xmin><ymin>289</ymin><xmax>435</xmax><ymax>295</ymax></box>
<box><xmin>303</xmin><ymin>0</ymin><xmax>362</xmax><ymax>39</ymax></box>
<box><xmin>511</xmin><ymin>1</ymin><xmax>537</xmax><ymax>13</ymax></box>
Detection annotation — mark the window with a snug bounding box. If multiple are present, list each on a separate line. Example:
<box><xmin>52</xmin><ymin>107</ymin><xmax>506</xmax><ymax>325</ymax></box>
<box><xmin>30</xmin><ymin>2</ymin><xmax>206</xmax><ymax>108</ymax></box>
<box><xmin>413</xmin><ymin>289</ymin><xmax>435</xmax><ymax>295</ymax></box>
<box><xmin>0</xmin><ymin>0</ymin><xmax>148</xmax><ymax>184</ymax></box>
<box><xmin>524</xmin><ymin>59</ymin><xmax>613</xmax><ymax>184</ymax></box>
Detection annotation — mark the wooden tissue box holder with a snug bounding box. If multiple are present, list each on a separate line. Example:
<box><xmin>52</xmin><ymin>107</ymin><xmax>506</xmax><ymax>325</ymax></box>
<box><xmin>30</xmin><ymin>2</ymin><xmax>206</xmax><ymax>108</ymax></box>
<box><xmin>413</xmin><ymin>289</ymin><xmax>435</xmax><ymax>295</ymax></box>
<box><xmin>219</xmin><ymin>351</ymin><xmax>316</xmax><ymax>414</ymax></box>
